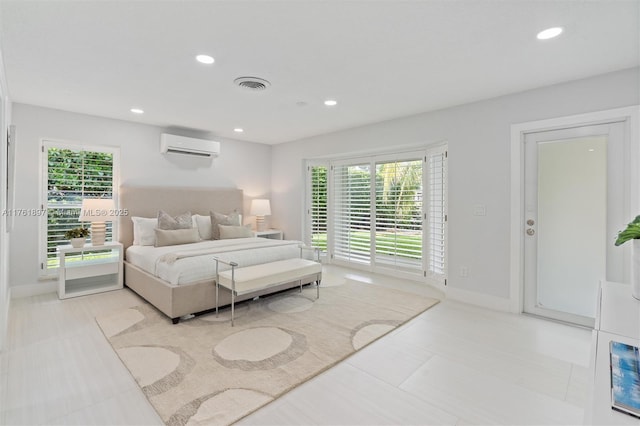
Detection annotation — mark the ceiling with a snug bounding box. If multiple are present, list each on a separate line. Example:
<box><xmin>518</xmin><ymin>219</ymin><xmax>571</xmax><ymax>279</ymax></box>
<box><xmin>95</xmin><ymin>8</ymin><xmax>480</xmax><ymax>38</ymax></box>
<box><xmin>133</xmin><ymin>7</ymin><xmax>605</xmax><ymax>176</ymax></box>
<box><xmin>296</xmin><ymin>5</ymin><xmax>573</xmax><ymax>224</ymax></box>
<box><xmin>1</xmin><ymin>1</ymin><xmax>638</xmax><ymax>145</ymax></box>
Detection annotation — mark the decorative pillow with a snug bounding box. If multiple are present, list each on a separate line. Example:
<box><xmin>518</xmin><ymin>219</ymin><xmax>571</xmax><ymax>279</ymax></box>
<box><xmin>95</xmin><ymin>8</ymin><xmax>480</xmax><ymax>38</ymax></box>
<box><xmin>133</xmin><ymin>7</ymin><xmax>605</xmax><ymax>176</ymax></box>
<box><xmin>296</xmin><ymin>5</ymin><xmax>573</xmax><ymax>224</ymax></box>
<box><xmin>210</xmin><ymin>211</ymin><xmax>241</xmax><ymax>240</ymax></box>
<box><xmin>192</xmin><ymin>214</ymin><xmax>212</xmax><ymax>240</ymax></box>
<box><xmin>157</xmin><ymin>210</ymin><xmax>193</xmax><ymax>230</ymax></box>
<box><xmin>154</xmin><ymin>228</ymin><xmax>200</xmax><ymax>247</ymax></box>
<box><xmin>218</xmin><ymin>224</ymin><xmax>253</xmax><ymax>239</ymax></box>
<box><xmin>131</xmin><ymin>217</ymin><xmax>158</xmax><ymax>246</ymax></box>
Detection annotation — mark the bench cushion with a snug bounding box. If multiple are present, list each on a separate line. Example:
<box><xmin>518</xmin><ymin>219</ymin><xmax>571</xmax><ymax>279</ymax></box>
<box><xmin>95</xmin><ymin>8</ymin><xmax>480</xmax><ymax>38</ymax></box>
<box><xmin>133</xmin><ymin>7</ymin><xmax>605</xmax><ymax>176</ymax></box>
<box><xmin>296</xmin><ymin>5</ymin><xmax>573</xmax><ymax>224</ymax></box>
<box><xmin>218</xmin><ymin>258</ymin><xmax>321</xmax><ymax>296</ymax></box>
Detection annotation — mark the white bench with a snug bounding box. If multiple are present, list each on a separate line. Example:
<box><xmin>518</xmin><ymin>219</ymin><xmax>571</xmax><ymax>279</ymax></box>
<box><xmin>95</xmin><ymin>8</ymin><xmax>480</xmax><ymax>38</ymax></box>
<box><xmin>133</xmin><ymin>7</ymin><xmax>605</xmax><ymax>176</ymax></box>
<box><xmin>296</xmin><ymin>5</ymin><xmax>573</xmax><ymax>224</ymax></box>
<box><xmin>214</xmin><ymin>250</ymin><xmax>322</xmax><ymax>326</ymax></box>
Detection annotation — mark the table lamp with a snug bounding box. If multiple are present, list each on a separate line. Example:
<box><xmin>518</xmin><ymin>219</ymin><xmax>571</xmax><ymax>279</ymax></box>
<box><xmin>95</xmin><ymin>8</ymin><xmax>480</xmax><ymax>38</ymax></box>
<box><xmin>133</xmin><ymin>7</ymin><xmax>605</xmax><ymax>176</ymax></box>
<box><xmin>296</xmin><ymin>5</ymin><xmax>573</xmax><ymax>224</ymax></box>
<box><xmin>79</xmin><ymin>198</ymin><xmax>115</xmax><ymax>246</ymax></box>
<box><xmin>250</xmin><ymin>199</ymin><xmax>271</xmax><ymax>232</ymax></box>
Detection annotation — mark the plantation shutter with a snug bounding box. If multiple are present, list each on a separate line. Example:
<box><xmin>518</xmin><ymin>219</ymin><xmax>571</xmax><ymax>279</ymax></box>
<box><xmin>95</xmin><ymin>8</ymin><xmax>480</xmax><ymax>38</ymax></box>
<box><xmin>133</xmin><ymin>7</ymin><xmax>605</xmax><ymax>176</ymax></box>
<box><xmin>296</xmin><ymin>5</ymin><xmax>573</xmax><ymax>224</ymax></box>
<box><xmin>332</xmin><ymin>162</ymin><xmax>372</xmax><ymax>265</ymax></box>
<box><xmin>307</xmin><ymin>143</ymin><xmax>446</xmax><ymax>282</ymax></box>
<box><xmin>43</xmin><ymin>143</ymin><xmax>116</xmax><ymax>272</ymax></box>
<box><xmin>426</xmin><ymin>146</ymin><xmax>447</xmax><ymax>282</ymax></box>
<box><xmin>374</xmin><ymin>158</ymin><xmax>423</xmax><ymax>272</ymax></box>
<box><xmin>306</xmin><ymin>163</ymin><xmax>328</xmax><ymax>251</ymax></box>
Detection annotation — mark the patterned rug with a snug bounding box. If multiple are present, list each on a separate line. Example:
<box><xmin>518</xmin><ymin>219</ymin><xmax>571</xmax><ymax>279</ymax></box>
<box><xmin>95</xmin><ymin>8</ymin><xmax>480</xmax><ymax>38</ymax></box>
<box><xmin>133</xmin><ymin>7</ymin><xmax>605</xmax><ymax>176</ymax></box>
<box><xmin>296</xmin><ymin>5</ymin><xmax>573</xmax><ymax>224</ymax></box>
<box><xmin>96</xmin><ymin>276</ymin><xmax>439</xmax><ymax>425</ymax></box>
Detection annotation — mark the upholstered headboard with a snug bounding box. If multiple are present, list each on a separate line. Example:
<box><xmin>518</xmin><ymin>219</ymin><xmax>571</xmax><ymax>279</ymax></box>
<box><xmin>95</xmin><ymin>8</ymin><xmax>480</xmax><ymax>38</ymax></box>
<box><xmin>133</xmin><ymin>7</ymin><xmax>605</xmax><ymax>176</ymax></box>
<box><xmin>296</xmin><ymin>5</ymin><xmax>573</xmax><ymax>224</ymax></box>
<box><xmin>118</xmin><ymin>186</ymin><xmax>243</xmax><ymax>249</ymax></box>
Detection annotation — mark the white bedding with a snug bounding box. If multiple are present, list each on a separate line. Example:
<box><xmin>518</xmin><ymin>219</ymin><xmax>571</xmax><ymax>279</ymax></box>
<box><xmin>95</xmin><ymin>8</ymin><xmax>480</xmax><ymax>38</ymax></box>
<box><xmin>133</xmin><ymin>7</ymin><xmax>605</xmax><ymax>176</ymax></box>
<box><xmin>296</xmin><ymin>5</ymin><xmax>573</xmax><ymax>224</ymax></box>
<box><xmin>126</xmin><ymin>237</ymin><xmax>304</xmax><ymax>286</ymax></box>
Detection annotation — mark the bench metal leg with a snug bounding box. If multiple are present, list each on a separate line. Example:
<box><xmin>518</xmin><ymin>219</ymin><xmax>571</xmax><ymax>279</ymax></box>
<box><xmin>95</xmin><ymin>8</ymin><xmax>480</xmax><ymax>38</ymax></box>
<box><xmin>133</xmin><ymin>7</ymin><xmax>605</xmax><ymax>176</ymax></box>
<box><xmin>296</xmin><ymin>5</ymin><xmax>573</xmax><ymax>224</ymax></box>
<box><xmin>231</xmin><ymin>291</ymin><xmax>235</xmax><ymax>327</ymax></box>
<box><xmin>317</xmin><ymin>279</ymin><xmax>321</xmax><ymax>299</ymax></box>
<box><xmin>215</xmin><ymin>259</ymin><xmax>219</xmax><ymax>317</ymax></box>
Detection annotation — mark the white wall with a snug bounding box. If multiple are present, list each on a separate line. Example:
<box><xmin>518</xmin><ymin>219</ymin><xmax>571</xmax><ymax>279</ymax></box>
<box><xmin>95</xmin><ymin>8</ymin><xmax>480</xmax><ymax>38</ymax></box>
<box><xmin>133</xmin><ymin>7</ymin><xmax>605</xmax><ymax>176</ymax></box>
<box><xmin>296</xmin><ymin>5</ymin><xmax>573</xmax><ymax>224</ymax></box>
<box><xmin>271</xmin><ymin>67</ymin><xmax>640</xmax><ymax>305</ymax></box>
<box><xmin>0</xmin><ymin>46</ymin><xmax>11</xmax><ymax>351</ymax></box>
<box><xmin>10</xmin><ymin>103</ymin><xmax>272</xmax><ymax>290</ymax></box>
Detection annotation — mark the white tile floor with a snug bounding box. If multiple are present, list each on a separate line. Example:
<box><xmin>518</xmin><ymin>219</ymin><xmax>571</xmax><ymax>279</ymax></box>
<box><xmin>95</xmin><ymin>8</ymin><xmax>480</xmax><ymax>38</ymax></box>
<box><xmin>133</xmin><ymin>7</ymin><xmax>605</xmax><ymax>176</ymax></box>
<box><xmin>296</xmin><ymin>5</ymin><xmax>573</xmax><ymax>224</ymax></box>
<box><xmin>0</xmin><ymin>266</ymin><xmax>592</xmax><ymax>425</ymax></box>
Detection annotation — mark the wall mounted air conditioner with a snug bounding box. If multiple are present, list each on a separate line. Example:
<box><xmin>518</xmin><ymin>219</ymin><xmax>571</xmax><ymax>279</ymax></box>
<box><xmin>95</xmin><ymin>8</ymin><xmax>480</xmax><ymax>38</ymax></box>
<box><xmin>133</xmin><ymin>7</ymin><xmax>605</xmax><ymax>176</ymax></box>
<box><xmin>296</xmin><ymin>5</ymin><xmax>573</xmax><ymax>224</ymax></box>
<box><xmin>160</xmin><ymin>133</ymin><xmax>220</xmax><ymax>158</ymax></box>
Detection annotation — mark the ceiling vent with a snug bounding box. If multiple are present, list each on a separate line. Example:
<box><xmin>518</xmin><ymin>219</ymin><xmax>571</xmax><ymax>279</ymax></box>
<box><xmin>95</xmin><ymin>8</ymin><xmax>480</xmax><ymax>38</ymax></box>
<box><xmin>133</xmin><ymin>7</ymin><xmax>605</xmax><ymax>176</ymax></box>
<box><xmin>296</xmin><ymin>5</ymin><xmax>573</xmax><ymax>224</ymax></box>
<box><xmin>234</xmin><ymin>76</ymin><xmax>271</xmax><ymax>91</ymax></box>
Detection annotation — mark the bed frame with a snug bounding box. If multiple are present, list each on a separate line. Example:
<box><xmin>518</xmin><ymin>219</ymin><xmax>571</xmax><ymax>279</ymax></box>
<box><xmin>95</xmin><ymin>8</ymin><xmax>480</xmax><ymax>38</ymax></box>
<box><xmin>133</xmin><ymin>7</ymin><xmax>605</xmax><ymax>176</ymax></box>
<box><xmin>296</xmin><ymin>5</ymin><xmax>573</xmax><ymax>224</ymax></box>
<box><xmin>118</xmin><ymin>185</ymin><xmax>307</xmax><ymax>323</ymax></box>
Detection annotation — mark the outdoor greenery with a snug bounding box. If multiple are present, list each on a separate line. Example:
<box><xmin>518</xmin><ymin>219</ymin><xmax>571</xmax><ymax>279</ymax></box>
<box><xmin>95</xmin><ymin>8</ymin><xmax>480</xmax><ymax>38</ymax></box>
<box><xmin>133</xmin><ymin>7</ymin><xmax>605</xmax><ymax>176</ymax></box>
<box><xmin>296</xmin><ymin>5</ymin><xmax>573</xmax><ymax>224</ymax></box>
<box><xmin>310</xmin><ymin>160</ymin><xmax>423</xmax><ymax>260</ymax></box>
<box><xmin>311</xmin><ymin>166</ymin><xmax>327</xmax><ymax>234</ymax></box>
<box><xmin>46</xmin><ymin>147</ymin><xmax>114</xmax><ymax>266</ymax></box>
<box><xmin>311</xmin><ymin>231</ymin><xmax>421</xmax><ymax>258</ymax></box>
<box><xmin>376</xmin><ymin>161</ymin><xmax>422</xmax><ymax>231</ymax></box>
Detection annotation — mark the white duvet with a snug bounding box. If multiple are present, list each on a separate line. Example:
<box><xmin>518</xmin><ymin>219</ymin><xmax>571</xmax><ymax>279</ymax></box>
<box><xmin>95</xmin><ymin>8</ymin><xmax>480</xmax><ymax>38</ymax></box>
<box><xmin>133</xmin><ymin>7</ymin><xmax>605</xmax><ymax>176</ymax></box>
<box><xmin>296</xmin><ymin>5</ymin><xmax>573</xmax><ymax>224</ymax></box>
<box><xmin>126</xmin><ymin>237</ymin><xmax>304</xmax><ymax>286</ymax></box>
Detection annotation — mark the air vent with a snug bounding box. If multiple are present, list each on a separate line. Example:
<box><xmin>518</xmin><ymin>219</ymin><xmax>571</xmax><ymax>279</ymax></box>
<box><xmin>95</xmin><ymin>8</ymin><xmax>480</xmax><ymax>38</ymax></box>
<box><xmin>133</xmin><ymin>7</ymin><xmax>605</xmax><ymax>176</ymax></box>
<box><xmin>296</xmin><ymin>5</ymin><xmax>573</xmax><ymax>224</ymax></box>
<box><xmin>234</xmin><ymin>76</ymin><xmax>271</xmax><ymax>91</ymax></box>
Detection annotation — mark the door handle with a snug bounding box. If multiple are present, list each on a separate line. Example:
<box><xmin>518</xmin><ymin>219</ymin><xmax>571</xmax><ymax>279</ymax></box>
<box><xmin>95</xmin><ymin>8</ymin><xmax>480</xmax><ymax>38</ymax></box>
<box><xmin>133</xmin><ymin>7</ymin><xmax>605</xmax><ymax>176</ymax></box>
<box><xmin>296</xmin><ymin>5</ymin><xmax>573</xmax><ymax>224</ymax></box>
<box><xmin>526</xmin><ymin>228</ymin><xmax>535</xmax><ymax>236</ymax></box>
<box><xmin>527</xmin><ymin>219</ymin><xmax>535</xmax><ymax>226</ymax></box>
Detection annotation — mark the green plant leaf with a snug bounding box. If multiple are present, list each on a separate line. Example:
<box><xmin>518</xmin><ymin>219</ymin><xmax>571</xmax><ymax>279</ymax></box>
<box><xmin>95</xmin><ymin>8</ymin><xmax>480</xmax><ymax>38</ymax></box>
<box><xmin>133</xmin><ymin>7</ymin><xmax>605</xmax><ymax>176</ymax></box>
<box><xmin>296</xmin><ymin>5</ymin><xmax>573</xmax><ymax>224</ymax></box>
<box><xmin>614</xmin><ymin>215</ymin><xmax>640</xmax><ymax>246</ymax></box>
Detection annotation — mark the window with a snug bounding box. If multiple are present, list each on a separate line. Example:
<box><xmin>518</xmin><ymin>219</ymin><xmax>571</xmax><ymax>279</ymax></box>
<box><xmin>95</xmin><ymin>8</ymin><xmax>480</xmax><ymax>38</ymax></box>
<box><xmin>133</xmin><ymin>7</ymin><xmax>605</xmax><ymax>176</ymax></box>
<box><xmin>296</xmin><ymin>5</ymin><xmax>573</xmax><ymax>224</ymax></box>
<box><xmin>41</xmin><ymin>142</ymin><xmax>119</xmax><ymax>273</ymax></box>
<box><xmin>374</xmin><ymin>157</ymin><xmax>423</xmax><ymax>272</ymax></box>
<box><xmin>306</xmin><ymin>163</ymin><xmax>328</xmax><ymax>251</ymax></box>
<box><xmin>332</xmin><ymin>161</ymin><xmax>372</xmax><ymax>265</ymax></box>
<box><xmin>305</xmin><ymin>144</ymin><xmax>447</xmax><ymax>284</ymax></box>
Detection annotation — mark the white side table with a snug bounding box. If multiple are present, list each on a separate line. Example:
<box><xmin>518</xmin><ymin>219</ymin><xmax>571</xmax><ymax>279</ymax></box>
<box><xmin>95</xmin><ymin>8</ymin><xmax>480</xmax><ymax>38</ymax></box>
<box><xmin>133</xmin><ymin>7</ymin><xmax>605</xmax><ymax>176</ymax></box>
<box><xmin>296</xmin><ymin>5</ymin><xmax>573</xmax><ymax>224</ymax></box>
<box><xmin>254</xmin><ymin>229</ymin><xmax>283</xmax><ymax>240</ymax></box>
<box><xmin>57</xmin><ymin>241</ymin><xmax>123</xmax><ymax>299</ymax></box>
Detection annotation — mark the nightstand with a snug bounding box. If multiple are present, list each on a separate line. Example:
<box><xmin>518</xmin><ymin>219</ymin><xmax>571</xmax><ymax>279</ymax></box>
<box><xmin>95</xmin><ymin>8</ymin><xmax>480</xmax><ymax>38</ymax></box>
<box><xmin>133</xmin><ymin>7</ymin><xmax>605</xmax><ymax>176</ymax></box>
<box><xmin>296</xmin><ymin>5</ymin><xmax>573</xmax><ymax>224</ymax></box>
<box><xmin>254</xmin><ymin>229</ymin><xmax>283</xmax><ymax>240</ymax></box>
<box><xmin>57</xmin><ymin>241</ymin><xmax>123</xmax><ymax>299</ymax></box>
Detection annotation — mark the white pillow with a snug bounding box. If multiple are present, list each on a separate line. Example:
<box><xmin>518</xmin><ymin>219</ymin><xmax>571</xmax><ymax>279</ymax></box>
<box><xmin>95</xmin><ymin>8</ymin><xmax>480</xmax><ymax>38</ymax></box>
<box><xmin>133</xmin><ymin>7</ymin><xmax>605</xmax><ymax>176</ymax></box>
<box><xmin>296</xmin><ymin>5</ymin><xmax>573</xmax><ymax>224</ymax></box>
<box><xmin>155</xmin><ymin>228</ymin><xmax>200</xmax><ymax>247</ymax></box>
<box><xmin>218</xmin><ymin>224</ymin><xmax>254</xmax><ymax>239</ymax></box>
<box><xmin>157</xmin><ymin>210</ymin><xmax>192</xmax><ymax>230</ymax></box>
<box><xmin>132</xmin><ymin>217</ymin><xmax>158</xmax><ymax>246</ymax></box>
<box><xmin>192</xmin><ymin>214</ymin><xmax>212</xmax><ymax>240</ymax></box>
<box><xmin>210</xmin><ymin>211</ymin><xmax>242</xmax><ymax>240</ymax></box>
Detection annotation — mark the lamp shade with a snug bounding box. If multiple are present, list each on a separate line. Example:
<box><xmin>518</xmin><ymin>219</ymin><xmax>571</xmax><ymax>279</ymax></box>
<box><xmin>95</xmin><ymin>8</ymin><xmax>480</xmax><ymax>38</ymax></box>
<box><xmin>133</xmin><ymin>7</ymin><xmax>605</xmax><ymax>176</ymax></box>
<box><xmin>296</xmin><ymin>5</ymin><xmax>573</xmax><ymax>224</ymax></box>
<box><xmin>250</xmin><ymin>199</ymin><xmax>271</xmax><ymax>216</ymax></box>
<box><xmin>79</xmin><ymin>198</ymin><xmax>116</xmax><ymax>222</ymax></box>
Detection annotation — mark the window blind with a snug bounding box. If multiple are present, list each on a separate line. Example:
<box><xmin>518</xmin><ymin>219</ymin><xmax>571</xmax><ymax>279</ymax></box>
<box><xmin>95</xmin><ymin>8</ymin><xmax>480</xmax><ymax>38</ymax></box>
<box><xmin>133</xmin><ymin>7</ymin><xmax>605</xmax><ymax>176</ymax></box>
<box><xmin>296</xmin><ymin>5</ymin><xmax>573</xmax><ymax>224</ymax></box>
<box><xmin>44</xmin><ymin>145</ymin><xmax>115</xmax><ymax>271</ymax></box>
<box><xmin>309</xmin><ymin>164</ymin><xmax>328</xmax><ymax>251</ymax></box>
<box><xmin>427</xmin><ymin>146</ymin><xmax>447</xmax><ymax>280</ymax></box>
<box><xmin>374</xmin><ymin>158</ymin><xmax>423</xmax><ymax>272</ymax></box>
<box><xmin>306</xmin><ymin>144</ymin><xmax>447</xmax><ymax>282</ymax></box>
<box><xmin>332</xmin><ymin>162</ymin><xmax>372</xmax><ymax>265</ymax></box>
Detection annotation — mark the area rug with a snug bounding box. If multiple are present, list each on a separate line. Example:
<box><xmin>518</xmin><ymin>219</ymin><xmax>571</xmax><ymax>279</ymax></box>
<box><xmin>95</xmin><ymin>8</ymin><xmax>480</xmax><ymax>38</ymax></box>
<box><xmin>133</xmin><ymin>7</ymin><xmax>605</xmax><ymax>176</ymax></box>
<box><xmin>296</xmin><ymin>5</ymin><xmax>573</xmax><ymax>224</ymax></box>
<box><xmin>96</xmin><ymin>278</ymin><xmax>439</xmax><ymax>425</ymax></box>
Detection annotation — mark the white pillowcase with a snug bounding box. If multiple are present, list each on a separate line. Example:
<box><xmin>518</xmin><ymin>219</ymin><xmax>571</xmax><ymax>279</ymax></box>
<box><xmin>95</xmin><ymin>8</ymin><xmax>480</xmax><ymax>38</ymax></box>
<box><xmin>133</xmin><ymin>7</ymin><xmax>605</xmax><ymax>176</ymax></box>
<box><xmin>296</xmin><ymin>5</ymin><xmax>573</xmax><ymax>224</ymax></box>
<box><xmin>132</xmin><ymin>217</ymin><xmax>158</xmax><ymax>246</ymax></box>
<box><xmin>192</xmin><ymin>214</ymin><xmax>212</xmax><ymax>240</ymax></box>
<box><xmin>155</xmin><ymin>228</ymin><xmax>200</xmax><ymax>247</ymax></box>
<box><xmin>218</xmin><ymin>224</ymin><xmax>253</xmax><ymax>239</ymax></box>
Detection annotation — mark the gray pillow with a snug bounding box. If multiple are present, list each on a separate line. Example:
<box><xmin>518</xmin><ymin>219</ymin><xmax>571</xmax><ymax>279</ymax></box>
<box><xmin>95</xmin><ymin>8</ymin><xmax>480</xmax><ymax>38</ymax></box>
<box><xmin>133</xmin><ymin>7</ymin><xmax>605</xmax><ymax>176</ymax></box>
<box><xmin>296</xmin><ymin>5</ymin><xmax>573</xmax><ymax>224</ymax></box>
<box><xmin>210</xmin><ymin>211</ymin><xmax>241</xmax><ymax>240</ymax></box>
<box><xmin>218</xmin><ymin>224</ymin><xmax>253</xmax><ymax>239</ymax></box>
<box><xmin>155</xmin><ymin>228</ymin><xmax>200</xmax><ymax>247</ymax></box>
<box><xmin>158</xmin><ymin>210</ymin><xmax>192</xmax><ymax>230</ymax></box>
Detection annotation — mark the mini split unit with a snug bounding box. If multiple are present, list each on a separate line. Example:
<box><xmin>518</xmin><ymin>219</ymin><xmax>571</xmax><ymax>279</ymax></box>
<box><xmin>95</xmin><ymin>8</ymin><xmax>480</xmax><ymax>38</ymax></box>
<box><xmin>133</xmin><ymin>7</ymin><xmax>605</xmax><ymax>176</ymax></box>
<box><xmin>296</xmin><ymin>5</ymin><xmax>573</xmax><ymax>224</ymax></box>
<box><xmin>160</xmin><ymin>133</ymin><xmax>220</xmax><ymax>158</ymax></box>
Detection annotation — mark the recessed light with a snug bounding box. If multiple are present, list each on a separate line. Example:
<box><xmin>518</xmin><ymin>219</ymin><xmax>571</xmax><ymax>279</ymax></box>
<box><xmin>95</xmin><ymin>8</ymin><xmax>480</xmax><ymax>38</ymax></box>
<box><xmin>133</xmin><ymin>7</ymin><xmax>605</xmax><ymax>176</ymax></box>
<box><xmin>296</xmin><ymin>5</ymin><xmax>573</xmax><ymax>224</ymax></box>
<box><xmin>196</xmin><ymin>54</ymin><xmax>215</xmax><ymax>64</ymax></box>
<box><xmin>588</xmin><ymin>148</ymin><xmax>595</xmax><ymax>152</ymax></box>
<box><xmin>130</xmin><ymin>108</ymin><xmax>144</xmax><ymax>114</ymax></box>
<box><xmin>324</xmin><ymin>99</ymin><xmax>337</xmax><ymax>106</ymax></box>
<box><xmin>537</xmin><ymin>27</ymin><xmax>563</xmax><ymax>40</ymax></box>
<box><xmin>234</xmin><ymin>128</ymin><xmax>244</xmax><ymax>133</ymax></box>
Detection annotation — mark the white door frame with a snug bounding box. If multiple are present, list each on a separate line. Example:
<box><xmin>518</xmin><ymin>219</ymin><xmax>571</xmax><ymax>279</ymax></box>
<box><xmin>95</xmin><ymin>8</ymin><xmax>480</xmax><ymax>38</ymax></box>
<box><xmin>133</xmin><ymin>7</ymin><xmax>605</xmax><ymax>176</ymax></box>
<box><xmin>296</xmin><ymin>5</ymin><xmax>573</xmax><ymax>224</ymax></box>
<box><xmin>509</xmin><ymin>106</ymin><xmax>640</xmax><ymax>314</ymax></box>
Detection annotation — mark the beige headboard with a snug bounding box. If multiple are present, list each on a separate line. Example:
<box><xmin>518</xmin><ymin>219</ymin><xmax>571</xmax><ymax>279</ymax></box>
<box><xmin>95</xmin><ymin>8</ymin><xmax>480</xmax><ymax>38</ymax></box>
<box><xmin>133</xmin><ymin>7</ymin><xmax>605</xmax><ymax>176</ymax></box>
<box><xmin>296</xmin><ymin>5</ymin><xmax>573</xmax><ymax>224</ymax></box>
<box><xmin>118</xmin><ymin>186</ymin><xmax>243</xmax><ymax>249</ymax></box>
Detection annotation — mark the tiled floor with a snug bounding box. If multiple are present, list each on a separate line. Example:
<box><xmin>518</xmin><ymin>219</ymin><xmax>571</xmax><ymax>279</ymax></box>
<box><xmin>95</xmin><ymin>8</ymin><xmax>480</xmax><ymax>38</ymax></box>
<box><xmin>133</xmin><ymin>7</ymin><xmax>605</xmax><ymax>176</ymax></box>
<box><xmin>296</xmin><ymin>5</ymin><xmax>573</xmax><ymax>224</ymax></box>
<box><xmin>0</xmin><ymin>265</ymin><xmax>591</xmax><ymax>425</ymax></box>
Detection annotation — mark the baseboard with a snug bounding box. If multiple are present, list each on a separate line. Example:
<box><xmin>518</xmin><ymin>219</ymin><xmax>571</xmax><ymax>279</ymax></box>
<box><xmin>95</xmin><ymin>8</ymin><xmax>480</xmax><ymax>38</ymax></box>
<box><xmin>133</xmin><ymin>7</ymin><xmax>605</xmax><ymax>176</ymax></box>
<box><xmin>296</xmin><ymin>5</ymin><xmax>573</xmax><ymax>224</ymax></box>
<box><xmin>445</xmin><ymin>286</ymin><xmax>512</xmax><ymax>312</ymax></box>
<box><xmin>10</xmin><ymin>280</ymin><xmax>56</xmax><ymax>299</ymax></box>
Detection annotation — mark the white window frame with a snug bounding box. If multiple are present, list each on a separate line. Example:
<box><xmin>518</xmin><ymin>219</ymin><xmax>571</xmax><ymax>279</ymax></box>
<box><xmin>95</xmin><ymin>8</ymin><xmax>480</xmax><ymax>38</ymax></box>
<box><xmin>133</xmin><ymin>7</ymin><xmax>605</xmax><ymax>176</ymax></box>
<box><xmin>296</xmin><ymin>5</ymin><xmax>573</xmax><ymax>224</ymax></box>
<box><xmin>304</xmin><ymin>159</ymin><xmax>330</xmax><ymax>254</ymax></box>
<box><xmin>40</xmin><ymin>140</ymin><xmax>120</xmax><ymax>277</ymax></box>
<box><xmin>304</xmin><ymin>143</ymin><xmax>447</xmax><ymax>284</ymax></box>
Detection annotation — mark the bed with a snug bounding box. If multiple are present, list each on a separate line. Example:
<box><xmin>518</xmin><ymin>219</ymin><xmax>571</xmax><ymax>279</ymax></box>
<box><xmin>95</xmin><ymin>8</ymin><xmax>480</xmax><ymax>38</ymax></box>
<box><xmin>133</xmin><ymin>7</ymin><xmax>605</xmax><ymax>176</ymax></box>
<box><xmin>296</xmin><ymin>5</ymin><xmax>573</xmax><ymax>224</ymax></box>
<box><xmin>118</xmin><ymin>185</ymin><xmax>315</xmax><ymax>323</ymax></box>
